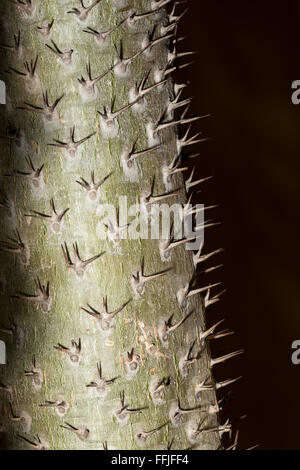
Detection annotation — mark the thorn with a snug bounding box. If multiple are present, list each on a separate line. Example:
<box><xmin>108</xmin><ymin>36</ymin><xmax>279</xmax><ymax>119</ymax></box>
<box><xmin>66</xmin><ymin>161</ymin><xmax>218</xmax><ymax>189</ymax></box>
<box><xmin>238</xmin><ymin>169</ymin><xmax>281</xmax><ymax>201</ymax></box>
<box><xmin>181</xmin><ymin>199</ymin><xmax>217</xmax><ymax>220</ymax></box>
<box><xmin>86</xmin><ymin>361</ymin><xmax>119</xmax><ymax>396</ymax></box>
<box><xmin>8</xmin><ymin>403</ymin><xmax>28</xmax><ymax>424</ymax></box>
<box><xmin>216</xmin><ymin>376</ymin><xmax>242</xmax><ymax>390</ymax></box>
<box><xmin>114</xmin><ymin>390</ymin><xmax>148</xmax><ymax>424</ymax></box>
<box><xmin>76</xmin><ymin>170</ymin><xmax>112</xmax><ymax>201</ymax></box>
<box><xmin>198</xmin><ymin>319</ymin><xmax>225</xmax><ymax>343</ymax></box>
<box><xmin>168</xmin><ymin>43</ymin><xmax>198</xmax><ymax>64</ymax></box>
<box><xmin>130</xmin><ymin>71</ymin><xmax>169</xmax><ymax>108</ymax></box>
<box><xmin>162</xmin><ymin>6</ymin><xmax>188</xmax><ymax>35</ymax></box>
<box><xmin>141</xmin><ymin>176</ymin><xmax>181</xmax><ymax>214</ymax></box>
<box><xmin>122</xmin><ymin>141</ymin><xmax>159</xmax><ymax>168</ymax></box>
<box><xmin>67</xmin><ymin>0</ymin><xmax>102</xmax><ymax>23</ymax></box>
<box><xmin>151</xmin><ymin>0</ymin><xmax>173</xmax><ymax>10</ymax></box>
<box><xmin>12</xmin><ymin>278</ymin><xmax>51</xmax><ymax>313</ymax></box>
<box><xmin>166</xmin><ymin>439</ymin><xmax>174</xmax><ymax>450</ymax></box>
<box><xmin>135</xmin><ymin>421</ymin><xmax>169</xmax><ymax>445</ymax></box>
<box><xmin>61</xmin><ymin>241</ymin><xmax>104</xmax><ymax>277</ymax></box>
<box><xmin>142</xmin><ymin>27</ymin><xmax>173</xmax><ymax>58</ymax></box>
<box><xmin>127</xmin><ymin>9</ymin><xmax>163</xmax><ymax>28</ymax></box>
<box><xmin>103</xmin><ymin>206</ymin><xmax>131</xmax><ymax>244</ymax></box>
<box><xmin>48</xmin><ymin>126</ymin><xmax>95</xmax><ymax>158</ymax></box>
<box><xmin>159</xmin><ymin>222</ymin><xmax>195</xmax><ymax>261</ymax></box>
<box><xmin>169</xmin><ymin>398</ymin><xmax>201</xmax><ymax>426</ymax></box>
<box><xmin>16</xmin><ymin>433</ymin><xmax>48</xmax><ymax>450</ymax></box>
<box><xmin>113</xmin><ymin>34</ymin><xmax>168</xmax><ymax>77</ymax></box>
<box><xmin>169</xmin><ymin>4</ymin><xmax>188</xmax><ymax>25</ymax></box>
<box><xmin>177</xmin><ymin>273</ymin><xmax>221</xmax><ymax>307</ymax></box>
<box><xmin>0</xmin><ymin>380</ymin><xmax>12</xmax><ymax>394</ymax></box>
<box><xmin>17</xmin><ymin>91</ymin><xmax>64</xmax><ymax>122</ymax></box>
<box><xmin>150</xmin><ymin>110</ymin><xmax>203</xmax><ymax>142</ymax></box>
<box><xmin>177</xmin><ymin>125</ymin><xmax>209</xmax><ymax>154</ymax></box>
<box><xmin>0</xmin><ymin>30</ymin><xmax>22</xmax><ymax>57</ymax></box>
<box><xmin>159</xmin><ymin>310</ymin><xmax>194</xmax><ymax>345</ymax></box>
<box><xmin>193</xmin><ymin>243</ymin><xmax>223</xmax><ymax>268</ymax></box>
<box><xmin>154</xmin><ymin>62</ymin><xmax>194</xmax><ymax>85</ymax></box>
<box><xmin>0</xmin><ymin>229</ymin><xmax>27</xmax><ymax>259</ymax></box>
<box><xmin>0</xmin><ymin>190</ymin><xmax>13</xmax><ymax>215</ymax></box>
<box><xmin>83</xmin><ymin>17</ymin><xmax>128</xmax><ymax>47</ymax></box>
<box><xmin>39</xmin><ymin>399</ymin><xmax>69</xmax><ymax>416</ymax></box>
<box><xmin>46</xmin><ymin>40</ymin><xmax>73</xmax><ymax>65</ymax></box>
<box><xmin>25</xmin><ymin>198</ymin><xmax>69</xmax><ymax>233</ymax></box>
<box><xmin>195</xmin><ymin>220</ymin><xmax>221</xmax><ymax>232</ymax></box>
<box><xmin>37</xmin><ymin>19</ymin><xmax>54</xmax><ymax>38</ymax></box>
<box><xmin>81</xmin><ymin>297</ymin><xmax>132</xmax><ymax>331</ymax></box>
<box><xmin>103</xmin><ymin>441</ymin><xmax>108</xmax><ymax>450</ymax></box>
<box><xmin>59</xmin><ymin>422</ymin><xmax>89</xmax><ymax>441</ymax></box>
<box><xmin>167</xmin><ymin>89</ymin><xmax>193</xmax><ymax>118</ymax></box>
<box><xmin>188</xmin><ymin>282</ymin><xmax>221</xmax><ymax>298</ymax></box>
<box><xmin>5</xmin><ymin>154</ymin><xmax>44</xmax><ymax>188</ymax></box>
<box><xmin>204</xmin><ymin>287</ymin><xmax>226</xmax><ymax>308</ymax></box>
<box><xmin>131</xmin><ymin>257</ymin><xmax>173</xmax><ymax>295</ymax></box>
<box><xmin>11</xmin><ymin>0</ymin><xmax>35</xmax><ymax>18</ymax></box>
<box><xmin>211</xmin><ymin>350</ymin><xmax>244</xmax><ymax>368</ymax></box>
<box><xmin>97</xmin><ymin>97</ymin><xmax>143</xmax><ymax>135</ymax></box>
<box><xmin>179</xmin><ymin>340</ymin><xmax>201</xmax><ymax>377</ymax></box>
<box><xmin>78</xmin><ymin>61</ymin><xmax>114</xmax><ymax>99</ymax></box>
<box><xmin>54</xmin><ymin>339</ymin><xmax>81</xmax><ymax>364</ymax></box>
<box><xmin>125</xmin><ymin>348</ymin><xmax>141</xmax><ymax>373</ymax></box>
<box><xmin>149</xmin><ymin>376</ymin><xmax>171</xmax><ymax>402</ymax></box>
<box><xmin>7</xmin><ymin>55</ymin><xmax>38</xmax><ymax>82</ymax></box>
<box><xmin>0</xmin><ymin>316</ymin><xmax>17</xmax><ymax>338</ymax></box>
<box><xmin>0</xmin><ymin>121</ymin><xmax>23</xmax><ymax>147</ymax></box>
<box><xmin>184</xmin><ymin>167</ymin><xmax>212</xmax><ymax>193</ymax></box>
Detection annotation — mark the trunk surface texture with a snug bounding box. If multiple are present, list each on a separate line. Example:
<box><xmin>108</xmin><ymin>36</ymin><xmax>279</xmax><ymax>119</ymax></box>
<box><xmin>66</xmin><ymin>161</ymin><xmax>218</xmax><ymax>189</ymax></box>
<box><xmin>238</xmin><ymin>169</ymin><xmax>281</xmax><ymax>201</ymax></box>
<box><xmin>0</xmin><ymin>0</ymin><xmax>231</xmax><ymax>450</ymax></box>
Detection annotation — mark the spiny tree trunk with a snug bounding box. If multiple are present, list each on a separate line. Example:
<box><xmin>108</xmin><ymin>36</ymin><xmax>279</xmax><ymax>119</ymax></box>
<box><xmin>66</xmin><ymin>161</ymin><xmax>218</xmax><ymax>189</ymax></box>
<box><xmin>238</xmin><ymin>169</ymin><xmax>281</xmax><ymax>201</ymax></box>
<box><xmin>0</xmin><ymin>0</ymin><xmax>237</xmax><ymax>450</ymax></box>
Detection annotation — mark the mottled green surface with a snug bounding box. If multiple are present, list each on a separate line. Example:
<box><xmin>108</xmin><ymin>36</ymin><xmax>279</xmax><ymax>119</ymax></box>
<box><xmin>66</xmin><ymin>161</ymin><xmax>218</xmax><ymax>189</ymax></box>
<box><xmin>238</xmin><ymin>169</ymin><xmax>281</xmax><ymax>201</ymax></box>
<box><xmin>0</xmin><ymin>0</ymin><xmax>221</xmax><ymax>450</ymax></box>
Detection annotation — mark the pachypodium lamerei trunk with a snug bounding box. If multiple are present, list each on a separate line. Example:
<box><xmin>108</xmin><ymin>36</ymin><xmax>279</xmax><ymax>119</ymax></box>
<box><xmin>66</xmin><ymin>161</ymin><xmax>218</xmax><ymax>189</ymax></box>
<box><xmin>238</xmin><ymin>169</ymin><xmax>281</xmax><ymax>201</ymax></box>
<box><xmin>0</xmin><ymin>0</ymin><xmax>240</xmax><ymax>450</ymax></box>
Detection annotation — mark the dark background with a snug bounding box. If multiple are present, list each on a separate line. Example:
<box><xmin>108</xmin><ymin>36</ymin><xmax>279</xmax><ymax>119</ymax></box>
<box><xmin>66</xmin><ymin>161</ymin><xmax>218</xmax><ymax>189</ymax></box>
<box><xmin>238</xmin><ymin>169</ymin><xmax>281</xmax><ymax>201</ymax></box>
<box><xmin>177</xmin><ymin>0</ymin><xmax>300</xmax><ymax>450</ymax></box>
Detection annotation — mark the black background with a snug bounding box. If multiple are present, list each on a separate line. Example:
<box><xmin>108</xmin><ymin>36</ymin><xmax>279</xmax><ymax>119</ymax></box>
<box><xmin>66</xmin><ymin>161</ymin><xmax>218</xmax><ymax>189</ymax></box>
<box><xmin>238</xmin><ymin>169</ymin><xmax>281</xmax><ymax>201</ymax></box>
<box><xmin>177</xmin><ymin>0</ymin><xmax>300</xmax><ymax>450</ymax></box>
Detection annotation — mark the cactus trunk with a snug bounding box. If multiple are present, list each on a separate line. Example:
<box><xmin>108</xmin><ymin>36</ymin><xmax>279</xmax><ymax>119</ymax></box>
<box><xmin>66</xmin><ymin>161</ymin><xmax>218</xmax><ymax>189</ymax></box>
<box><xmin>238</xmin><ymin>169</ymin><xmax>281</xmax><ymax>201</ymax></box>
<box><xmin>0</xmin><ymin>0</ymin><xmax>227</xmax><ymax>450</ymax></box>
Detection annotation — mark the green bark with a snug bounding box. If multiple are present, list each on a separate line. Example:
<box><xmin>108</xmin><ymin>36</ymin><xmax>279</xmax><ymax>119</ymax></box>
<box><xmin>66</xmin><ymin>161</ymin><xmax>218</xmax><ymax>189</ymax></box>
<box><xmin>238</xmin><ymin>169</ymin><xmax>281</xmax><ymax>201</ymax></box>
<box><xmin>0</xmin><ymin>0</ymin><xmax>227</xmax><ymax>450</ymax></box>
